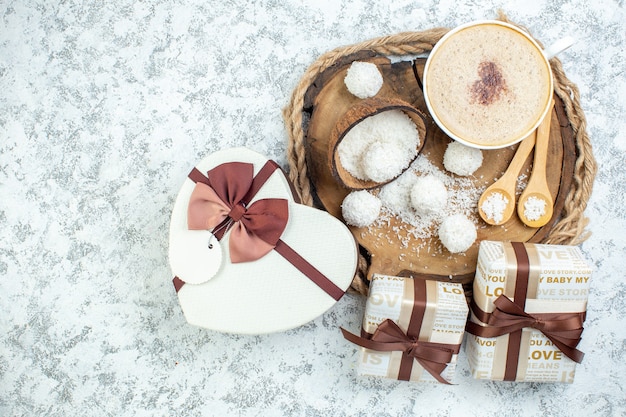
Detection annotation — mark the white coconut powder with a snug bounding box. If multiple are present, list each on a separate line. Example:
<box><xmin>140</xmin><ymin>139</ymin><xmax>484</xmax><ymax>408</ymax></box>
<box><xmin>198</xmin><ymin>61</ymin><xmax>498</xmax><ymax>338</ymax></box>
<box><xmin>370</xmin><ymin>153</ymin><xmax>484</xmax><ymax>251</ymax></box>
<box><xmin>523</xmin><ymin>195</ymin><xmax>547</xmax><ymax>221</ymax></box>
<box><xmin>480</xmin><ymin>191</ymin><xmax>509</xmax><ymax>224</ymax></box>
<box><xmin>337</xmin><ymin>110</ymin><xmax>419</xmax><ymax>182</ymax></box>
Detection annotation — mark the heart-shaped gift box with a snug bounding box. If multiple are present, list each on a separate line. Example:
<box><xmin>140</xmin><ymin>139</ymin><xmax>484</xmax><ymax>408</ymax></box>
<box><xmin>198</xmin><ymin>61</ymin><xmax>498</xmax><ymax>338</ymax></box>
<box><xmin>169</xmin><ymin>147</ymin><xmax>358</xmax><ymax>334</ymax></box>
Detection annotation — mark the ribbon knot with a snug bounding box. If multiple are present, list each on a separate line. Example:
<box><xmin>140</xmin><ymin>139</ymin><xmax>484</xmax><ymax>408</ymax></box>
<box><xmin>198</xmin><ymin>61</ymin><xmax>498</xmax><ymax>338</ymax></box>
<box><xmin>187</xmin><ymin>162</ymin><xmax>289</xmax><ymax>263</ymax></box>
<box><xmin>404</xmin><ymin>340</ymin><xmax>421</xmax><ymax>357</ymax></box>
<box><xmin>228</xmin><ymin>203</ymin><xmax>246</xmax><ymax>222</ymax></box>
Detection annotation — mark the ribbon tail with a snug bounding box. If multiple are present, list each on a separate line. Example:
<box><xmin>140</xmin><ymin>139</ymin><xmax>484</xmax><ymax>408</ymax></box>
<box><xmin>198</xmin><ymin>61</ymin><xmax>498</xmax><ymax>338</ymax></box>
<box><xmin>410</xmin><ymin>344</ymin><xmax>457</xmax><ymax>385</ymax></box>
<box><xmin>543</xmin><ymin>334</ymin><xmax>585</xmax><ymax>363</ymax></box>
<box><xmin>340</xmin><ymin>328</ymin><xmax>411</xmax><ymax>353</ymax></box>
<box><xmin>414</xmin><ymin>358</ymin><xmax>453</xmax><ymax>385</ymax></box>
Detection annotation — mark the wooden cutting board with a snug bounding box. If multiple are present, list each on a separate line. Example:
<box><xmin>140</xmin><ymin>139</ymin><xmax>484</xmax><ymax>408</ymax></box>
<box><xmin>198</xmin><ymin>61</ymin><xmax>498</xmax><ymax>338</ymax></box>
<box><xmin>302</xmin><ymin>52</ymin><xmax>576</xmax><ymax>286</ymax></box>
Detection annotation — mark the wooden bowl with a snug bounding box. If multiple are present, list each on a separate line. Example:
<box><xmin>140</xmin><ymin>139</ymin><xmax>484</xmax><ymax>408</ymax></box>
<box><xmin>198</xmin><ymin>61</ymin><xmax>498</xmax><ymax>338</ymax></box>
<box><xmin>328</xmin><ymin>96</ymin><xmax>427</xmax><ymax>190</ymax></box>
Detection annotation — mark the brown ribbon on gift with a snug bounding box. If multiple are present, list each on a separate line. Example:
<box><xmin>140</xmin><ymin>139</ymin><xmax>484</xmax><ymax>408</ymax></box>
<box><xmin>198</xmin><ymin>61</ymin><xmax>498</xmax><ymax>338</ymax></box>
<box><xmin>342</xmin><ymin>319</ymin><xmax>460</xmax><ymax>384</ymax></box>
<box><xmin>173</xmin><ymin>160</ymin><xmax>345</xmax><ymax>301</ymax></box>
<box><xmin>466</xmin><ymin>242</ymin><xmax>586</xmax><ymax>381</ymax></box>
<box><xmin>400</xmin><ymin>277</ymin><xmax>427</xmax><ymax>380</ymax></box>
<box><xmin>467</xmin><ymin>296</ymin><xmax>585</xmax><ymax>363</ymax></box>
<box><xmin>345</xmin><ymin>279</ymin><xmax>461</xmax><ymax>384</ymax></box>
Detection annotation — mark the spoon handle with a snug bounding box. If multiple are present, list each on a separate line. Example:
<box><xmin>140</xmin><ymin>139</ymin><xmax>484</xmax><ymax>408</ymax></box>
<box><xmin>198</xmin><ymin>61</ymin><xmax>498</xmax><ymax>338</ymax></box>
<box><xmin>526</xmin><ymin>100</ymin><xmax>555</xmax><ymax>202</ymax></box>
<box><xmin>501</xmin><ymin>130</ymin><xmax>537</xmax><ymax>182</ymax></box>
<box><xmin>532</xmin><ymin>107</ymin><xmax>553</xmax><ymax>182</ymax></box>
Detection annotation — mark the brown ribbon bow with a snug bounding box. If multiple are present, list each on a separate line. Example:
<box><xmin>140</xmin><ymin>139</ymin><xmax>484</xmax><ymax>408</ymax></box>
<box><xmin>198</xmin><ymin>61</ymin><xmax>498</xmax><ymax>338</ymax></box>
<box><xmin>341</xmin><ymin>319</ymin><xmax>460</xmax><ymax>384</ymax></box>
<box><xmin>187</xmin><ymin>162</ymin><xmax>288</xmax><ymax>263</ymax></box>
<box><xmin>467</xmin><ymin>295</ymin><xmax>585</xmax><ymax>363</ymax></box>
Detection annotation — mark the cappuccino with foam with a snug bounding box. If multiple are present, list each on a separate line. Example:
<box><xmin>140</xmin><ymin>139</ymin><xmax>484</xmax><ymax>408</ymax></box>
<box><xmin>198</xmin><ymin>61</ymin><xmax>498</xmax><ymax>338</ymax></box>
<box><xmin>424</xmin><ymin>21</ymin><xmax>553</xmax><ymax>149</ymax></box>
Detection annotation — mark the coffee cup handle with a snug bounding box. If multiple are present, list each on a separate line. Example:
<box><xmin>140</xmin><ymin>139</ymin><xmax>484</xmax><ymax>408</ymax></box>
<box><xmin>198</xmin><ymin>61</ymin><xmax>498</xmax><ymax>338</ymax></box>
<box><xmin>543</xmin><ymin>36</ymin><xmax>576</xmax><ymax>59</ymax></box>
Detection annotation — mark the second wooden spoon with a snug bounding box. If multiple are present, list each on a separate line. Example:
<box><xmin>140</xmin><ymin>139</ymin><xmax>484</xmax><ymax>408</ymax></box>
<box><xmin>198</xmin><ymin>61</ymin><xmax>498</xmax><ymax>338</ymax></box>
<box><xmin>517</xmin><ymin>99</ymin><xmax>556</xmax><ymax>228</ymax></box>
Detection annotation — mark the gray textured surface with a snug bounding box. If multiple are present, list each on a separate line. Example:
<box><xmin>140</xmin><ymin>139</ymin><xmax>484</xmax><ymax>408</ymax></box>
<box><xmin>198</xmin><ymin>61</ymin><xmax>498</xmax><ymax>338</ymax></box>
<box><xmin>1</xmin><ymin>1</ymin><xmax>625</xmax><ymax>416</ymax></box>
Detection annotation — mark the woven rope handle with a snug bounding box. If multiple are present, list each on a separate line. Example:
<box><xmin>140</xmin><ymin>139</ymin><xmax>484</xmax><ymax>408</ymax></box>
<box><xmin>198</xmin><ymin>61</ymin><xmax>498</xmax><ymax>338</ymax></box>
<box><xmin>282</xmin><ymin>14</ymin><xmax>596</xmax><ymax>293</ymax></box>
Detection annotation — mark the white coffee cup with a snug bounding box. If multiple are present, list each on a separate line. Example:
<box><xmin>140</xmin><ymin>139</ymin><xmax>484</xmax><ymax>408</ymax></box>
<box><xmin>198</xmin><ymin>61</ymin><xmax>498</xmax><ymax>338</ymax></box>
<box><xmin>423</xmin><ymin>20</ymin><xmax>572</xmax><ymax>149</ymax></box>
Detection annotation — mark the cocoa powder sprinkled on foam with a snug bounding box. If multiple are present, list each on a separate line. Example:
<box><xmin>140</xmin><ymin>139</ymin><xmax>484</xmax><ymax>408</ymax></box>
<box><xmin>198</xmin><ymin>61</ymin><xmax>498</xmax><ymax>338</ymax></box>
<box><xmin>470</xmin><ymin>61</ymin><xmax>508</xmax><ymax>105</ymax></box>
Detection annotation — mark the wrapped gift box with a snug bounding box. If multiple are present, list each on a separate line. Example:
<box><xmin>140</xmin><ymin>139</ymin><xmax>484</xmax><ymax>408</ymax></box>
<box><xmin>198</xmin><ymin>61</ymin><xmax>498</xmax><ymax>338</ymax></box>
<box><xmin>342</xmin><ymin>274</ymin><xmax>468</xmax><ymax>383</ymax></box>
<box><xmin>466</xmin><ymin>241</ymin><xmax>591</xmax><ymax>382</ymax></box>
<box><xmin>169</xmin><ymin>147</ymin><xmax>358</xmax><ymax>334</ymax></box>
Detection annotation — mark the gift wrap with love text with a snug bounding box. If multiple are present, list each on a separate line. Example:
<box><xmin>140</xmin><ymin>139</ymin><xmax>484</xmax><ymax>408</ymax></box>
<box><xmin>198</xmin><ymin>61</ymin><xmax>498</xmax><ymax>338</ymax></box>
<box><xmin>466</xmin><ymin>241</ymin><xmax>592</xmax><ymax>383</ymax></box>
<box><xmin>357</xmin><ymin>275</ymin><xmax>468</xmax><ymax>383</ymax></box>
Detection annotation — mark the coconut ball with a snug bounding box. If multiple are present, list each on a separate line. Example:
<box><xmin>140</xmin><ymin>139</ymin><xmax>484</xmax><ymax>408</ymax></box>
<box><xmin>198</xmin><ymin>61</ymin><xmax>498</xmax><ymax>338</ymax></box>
<box><xmin>341</xmin><ymin>190</ymin><xmax>382</xmax><ymax>228</ymax></box>
<box><xmin>377</xmin><ymin>170</ymin><xmax>414</xmax><ymax>216</ymax></box>
<box><xmin>438</xmin><ymin>214</ymin><xmax>477</xmax><ymax>253</ymax></box>
<box><xmin>443</xmin><ymin>141</ymin><xmax>483</xmax><ymax>176</ymax></box>
<box><xmin>361</xmin><ymin>139</ymin><xmax>408</xmax><ymax>183</ymax></box>
<box><xmin>410</xmin><ymin>175</ymin><xmax>448</xmax><ymax>216</ymax></box>
<box><xmin>344</xmin><ymin>61</ymin><xmax>384</xmax><ymax>99</ymax></box>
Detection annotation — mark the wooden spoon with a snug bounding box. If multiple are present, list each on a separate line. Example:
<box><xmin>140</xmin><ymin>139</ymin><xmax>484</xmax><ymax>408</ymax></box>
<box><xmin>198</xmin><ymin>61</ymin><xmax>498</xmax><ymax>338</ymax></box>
<box><xmin>478</xmin><ymin>131</ymin><xmax>537</xmax><ymax>225</ymax></box>
<box><xmin>517</xmin><ymin>99</ymin><xmax>556</xmax><ymax>228</ymax></box>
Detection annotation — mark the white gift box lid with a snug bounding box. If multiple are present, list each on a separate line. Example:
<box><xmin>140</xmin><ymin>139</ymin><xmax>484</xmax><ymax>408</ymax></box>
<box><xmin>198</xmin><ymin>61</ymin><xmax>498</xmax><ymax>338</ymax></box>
<box><xmin>169</xmin><ymin>147</ymin><xmax>358</xmax><ymax>334</ymax></box>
